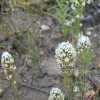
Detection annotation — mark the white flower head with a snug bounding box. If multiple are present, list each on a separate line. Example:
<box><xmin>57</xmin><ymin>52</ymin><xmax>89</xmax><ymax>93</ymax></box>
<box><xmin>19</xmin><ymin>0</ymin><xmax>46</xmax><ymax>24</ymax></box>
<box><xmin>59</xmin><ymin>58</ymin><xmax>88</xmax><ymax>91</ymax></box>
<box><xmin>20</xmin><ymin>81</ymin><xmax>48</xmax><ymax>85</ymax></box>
<box><xmin>65</xmin><ymin>18</ymin><xmax>75</xmax><ymax>26</ymax></box>
<box><xmin>77</xmin><ymin>34</ymin><xmax>91</xmax><ymax>50</ymax></box>
<box><xmin>82</xmin><ymin>1</ymin><xmax>86</xmax><ymax>6</ymax></box>
<box><xmin>1</xmin><ymin>51</ymin><xmax>15</xmax><ymax>80</ymax></box>
<box><xmin>65</xmin><ymin>20</ymin><xmax>72</xmax><ymax>26</ymax></box>
<box><xmin>71</xmin><ymin>4</ymin><xmax>76</xmax><ymax>10</ymax></box>
<box><xmin>48</xmin><ymin>88</ymin><xmax>64</xmax><ymax>100</ymax></box>
<box><xmin>1</xmin><ymin>51</ymin><xmax>14</xmax><ymax>65</ymax></box>
<box><xmin>76</xmin><ymin>14</ymin><xmax>80</xmax><ymax>19</ymax></box>
<box><xmin>55</xmin><ymin>41</ymin><xmax>76</xmax><ymax>70</ymax></box>
<box><xmin>73</xmin><ymin>86</ymin><xmax>80</xmax><ymax>93</ymax></box>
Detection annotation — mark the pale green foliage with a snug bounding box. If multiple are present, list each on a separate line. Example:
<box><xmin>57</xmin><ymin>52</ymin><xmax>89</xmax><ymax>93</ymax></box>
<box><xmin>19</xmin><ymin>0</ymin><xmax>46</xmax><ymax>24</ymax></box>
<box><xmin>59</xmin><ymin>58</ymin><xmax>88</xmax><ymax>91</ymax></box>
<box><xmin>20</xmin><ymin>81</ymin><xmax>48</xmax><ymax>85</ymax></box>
<box><xmin>51</xmin><ymin>0</ymin><xmax>86</xmax><ymax>38</ymax></box>
<box><xmin>77</xmin><ymin>48</ymin><xmax>93</xmax><ymax>98</ymax></box>
<box><xmin>77</xmin><ymin>40</ymin><xmax>93</xmax><ymax>98</ymax></box>
<box><xmin>25</xmin><ymin>30</ymin><xmax>40</xmax><ymax>81</ymax></box>
<box><xmin>76</xmin><ymin>34</ymin><xmax>92</xmax><ymax>65</ymax></box>
<box><xmin>79</xmin><ymin>48</ymin><xmax>92</xmax><ymax>65</ymax></box>
<box><xmin>26</xmin><ymin>31</ymin><xmax>39</xmax><ymax>66</ymax></box>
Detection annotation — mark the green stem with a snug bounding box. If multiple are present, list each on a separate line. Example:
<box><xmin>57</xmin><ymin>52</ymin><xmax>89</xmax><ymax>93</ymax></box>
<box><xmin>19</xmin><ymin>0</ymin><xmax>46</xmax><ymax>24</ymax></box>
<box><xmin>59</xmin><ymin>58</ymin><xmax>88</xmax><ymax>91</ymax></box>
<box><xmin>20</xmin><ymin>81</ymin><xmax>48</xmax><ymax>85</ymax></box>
<box><xmin>10</xmin><ymin>72</ymin><xmax>20</xmax><ymax>100</ymax></box>
<box><xmin>62</xmin><ymin>68</ymin><xmax>74</xmax><ymax>100</ymax></box>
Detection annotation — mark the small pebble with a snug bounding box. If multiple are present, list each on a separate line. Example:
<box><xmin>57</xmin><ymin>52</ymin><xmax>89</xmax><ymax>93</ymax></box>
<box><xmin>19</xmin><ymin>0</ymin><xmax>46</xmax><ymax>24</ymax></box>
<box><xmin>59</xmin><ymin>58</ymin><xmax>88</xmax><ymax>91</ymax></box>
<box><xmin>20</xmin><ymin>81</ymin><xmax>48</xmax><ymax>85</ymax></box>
<box><xmin>40</xmin><ymin>24</ymin><xmax>50</xmax><ymax>31</ymax></box>
<box><xmin>86</xmin><ymin>31</ymin><xmax>92</xmax><ymax>36</ymax></box>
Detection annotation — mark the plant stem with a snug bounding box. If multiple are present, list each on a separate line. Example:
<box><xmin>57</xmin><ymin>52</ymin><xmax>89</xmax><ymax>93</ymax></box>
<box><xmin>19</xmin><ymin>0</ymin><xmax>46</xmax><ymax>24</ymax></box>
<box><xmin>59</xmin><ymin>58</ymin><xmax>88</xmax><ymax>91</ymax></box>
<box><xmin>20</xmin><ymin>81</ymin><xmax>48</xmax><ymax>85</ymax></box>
<box><xmin>10</xmin><ymin>72</ymin><xmax>20</xmax><ymax>100</ymax></box>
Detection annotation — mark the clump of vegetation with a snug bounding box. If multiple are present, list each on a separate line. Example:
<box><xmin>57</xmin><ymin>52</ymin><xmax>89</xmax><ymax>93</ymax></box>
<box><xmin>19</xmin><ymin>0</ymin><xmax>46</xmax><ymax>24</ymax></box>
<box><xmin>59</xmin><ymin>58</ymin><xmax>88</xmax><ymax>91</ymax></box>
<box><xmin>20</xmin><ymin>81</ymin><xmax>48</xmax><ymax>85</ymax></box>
<box><xmin>26</xmin><ymin>30</ymin><xmax>40</xmax><ymax>80</ymax></box>
<box><xmin>49</xmin><ymin>0</ymin><xmax>86</xmax><ymax>39</ymax></box>
<box><xmin>75</xmin><ymin>34</ymin><xmax>93</xmax><ymax>100</ymax></box>
<box><xmin>55</xmin><ymin>41</ymin><xmax>77</xmax><ymax>99</ymax></box>
<box><xmin>55</xmin><ymin>33</ymin><xmax>93</xmax><ymax>99</ymax></box>
<box><xmin>52</xmin><ymin>1</ymin><xmax>96</xmax><ymax>99</ymax></box>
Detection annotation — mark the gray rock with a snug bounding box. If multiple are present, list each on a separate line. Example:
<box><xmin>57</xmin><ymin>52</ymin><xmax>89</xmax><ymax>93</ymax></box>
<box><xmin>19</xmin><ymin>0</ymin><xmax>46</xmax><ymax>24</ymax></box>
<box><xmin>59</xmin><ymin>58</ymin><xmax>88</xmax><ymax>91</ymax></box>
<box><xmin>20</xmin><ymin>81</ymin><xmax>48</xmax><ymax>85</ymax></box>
<box><xmin>40</xmin><ymin>57</ymin><xmax>61</xmax><ymax>76</ymax></box>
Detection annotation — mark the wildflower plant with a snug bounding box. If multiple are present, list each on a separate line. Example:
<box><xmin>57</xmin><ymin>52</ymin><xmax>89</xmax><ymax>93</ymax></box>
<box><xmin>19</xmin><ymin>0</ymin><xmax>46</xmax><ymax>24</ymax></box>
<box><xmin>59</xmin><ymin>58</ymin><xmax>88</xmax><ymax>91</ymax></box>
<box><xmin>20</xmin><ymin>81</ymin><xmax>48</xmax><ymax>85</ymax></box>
<box><xmin>55</xmin><ymin>41</ymin><xmax>77</xmax><ymax>99</ymax></box>
<box><xmin>77</xmin><ymin>34</ymin><xmax>91</xmax><ymax>52</ymax></box>
<box><xmin>53</xmin><ymin>0</ymin><xmax>94</xmax><ymax>99</ymax></box>
<box><xmin>55</xmin><ymin>34</ymin><xmax>93</xmax><ymax>99</ymax></box>
<box><xmin>1</xmin><ymin>51</ymin><xmax>19</xmax><ymax>100</ymax></box>
<box><xmin>76</xmin><ymin>34</ymin><xmax>93</xmax><ymax>99</ymax></box>
<box><xmin>55</xmin><ymin>41</ymin><xmax>76</xmax><ymax>71</ymax></box>
<box><xmin>48</xmin><ymin>87</ymin><xmax>64</xmax><ymax>100</ymax></box>
<box><xmin>77</xmin><ymin>34</ymin><xmax>92</xmax><ymax>66</ymax></box>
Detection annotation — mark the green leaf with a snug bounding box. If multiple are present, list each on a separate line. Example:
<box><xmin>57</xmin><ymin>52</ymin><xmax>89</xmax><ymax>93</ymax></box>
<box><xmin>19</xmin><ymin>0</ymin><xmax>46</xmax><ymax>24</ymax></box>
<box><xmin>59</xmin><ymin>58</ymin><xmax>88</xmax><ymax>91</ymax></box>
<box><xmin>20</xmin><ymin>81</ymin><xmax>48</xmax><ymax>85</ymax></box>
<box><xmin>80</xmin><ymin>48</ymin><xmax>92</xmax><ymax>65</ymax></box>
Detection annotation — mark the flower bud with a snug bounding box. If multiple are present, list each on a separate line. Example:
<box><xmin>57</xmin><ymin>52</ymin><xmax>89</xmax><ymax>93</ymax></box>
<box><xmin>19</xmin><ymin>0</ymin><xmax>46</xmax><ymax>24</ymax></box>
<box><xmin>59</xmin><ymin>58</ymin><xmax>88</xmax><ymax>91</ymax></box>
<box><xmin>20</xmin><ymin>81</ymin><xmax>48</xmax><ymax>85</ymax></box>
<box><xmin>55</xmin><ymin>41</ymin><xmax>76</xmax><ymax>71</ymax></box>
<box><xmin>48</xmin><ymin>88</ymin><xmax>64</xmax><ymax>100</ymax></box>
<box><xmin>77</xmin><ymin>34</ymin><xmax>91</xmax><ymax>51</ymax></box>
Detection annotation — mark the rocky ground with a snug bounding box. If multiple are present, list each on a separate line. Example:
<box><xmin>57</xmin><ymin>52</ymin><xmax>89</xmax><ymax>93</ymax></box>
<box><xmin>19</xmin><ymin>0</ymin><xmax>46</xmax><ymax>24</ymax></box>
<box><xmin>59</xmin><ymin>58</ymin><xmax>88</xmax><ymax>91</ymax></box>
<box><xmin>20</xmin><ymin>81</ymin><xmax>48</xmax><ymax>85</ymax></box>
<box><xmin>0</xmin><ymin>7</ymin><xmax>63</xmax><ymax>100</ymax></box>
<box><xmin>0</xmin><ymin>1</ymin><xmax>100</xmax><ymax>100</ymax></box>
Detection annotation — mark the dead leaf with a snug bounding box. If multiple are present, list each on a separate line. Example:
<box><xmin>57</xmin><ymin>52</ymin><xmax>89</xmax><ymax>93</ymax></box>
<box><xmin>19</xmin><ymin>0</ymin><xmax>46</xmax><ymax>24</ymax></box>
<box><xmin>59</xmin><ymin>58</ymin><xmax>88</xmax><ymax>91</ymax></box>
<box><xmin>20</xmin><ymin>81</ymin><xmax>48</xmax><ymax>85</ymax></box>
<box><xmin>84</xmin><ymin>90</ymin><xmax>96</xmax><ymax>100</ymax></box>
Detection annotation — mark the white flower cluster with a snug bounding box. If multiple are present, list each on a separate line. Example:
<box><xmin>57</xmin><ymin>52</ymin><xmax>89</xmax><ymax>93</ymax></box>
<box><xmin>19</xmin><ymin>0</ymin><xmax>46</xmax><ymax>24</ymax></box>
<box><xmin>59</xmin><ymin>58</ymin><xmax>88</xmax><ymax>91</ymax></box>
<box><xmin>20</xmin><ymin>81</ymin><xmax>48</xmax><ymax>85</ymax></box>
<box><xmin>77</xmin><ymin>34</ymin><xmax>91</xmax><ymax>51</ymax></box>
<box><xmin>65</xmin><ymin>18</ymin><xmax>75</xmax><ymax>26</ymax></box>
<box><xmin>48</xmin><ymin>88</ymin><xmax>64</xmax><ymax>100</ymax></box>
<box><xmin>64</xmin><ymin>0</ymin><xmax>86</xmax><ymax>26</ymax></box>
<box><xmin>1</xmin><ymin>51</ymin><xmax>16</xmax><ymax>80</ymax></box>
<box><xmin>73</xmin><ymin>86</ymin><xmax>80</xmax><ymax>93</ymax></box>
<box><xmin>55</xmin><ymin>41</ymin><xmax>76</xmax><ymax>69</ymax></box>
<box><xmin>1</xmin><ymin>52</ymin><xmax>14</xmax><ymax>64</ymax></box>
